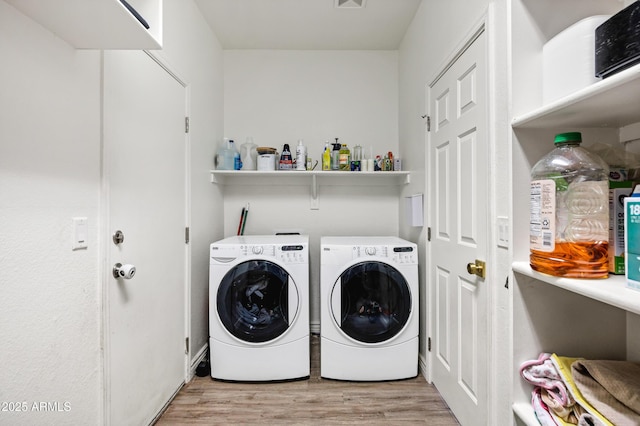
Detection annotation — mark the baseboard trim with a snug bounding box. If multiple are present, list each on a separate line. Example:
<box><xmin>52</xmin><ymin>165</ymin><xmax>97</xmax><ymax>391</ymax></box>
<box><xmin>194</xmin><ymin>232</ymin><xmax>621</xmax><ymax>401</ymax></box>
<box><xmin>418</xmin><ymin>353</ymin><xmax>430</xmax><ymax>382</ymax></box>
<box><xmin>189</xmin><ymin>343</ymin><xmax>209</xmax><ymax>379</ymax></box>
<box><xmin>310</xmin><ymin>321</ymin><xmax>320</xmax><ymax>335</ymax></box>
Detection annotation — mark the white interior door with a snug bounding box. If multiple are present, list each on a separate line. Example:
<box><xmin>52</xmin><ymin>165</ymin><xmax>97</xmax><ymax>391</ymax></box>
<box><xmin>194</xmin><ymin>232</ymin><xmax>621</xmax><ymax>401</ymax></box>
<box><xmin>428</xmin><ymin>28</ymin><xmax>489</xmax><ymax>425</ymax></box>
<box><xmin>103</xmin><ymin>50</ymin><xmax>187</xmax><ymax>426</ymax></box>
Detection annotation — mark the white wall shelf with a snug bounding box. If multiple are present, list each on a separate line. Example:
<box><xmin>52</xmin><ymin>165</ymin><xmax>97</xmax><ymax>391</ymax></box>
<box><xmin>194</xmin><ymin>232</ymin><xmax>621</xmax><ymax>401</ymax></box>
<box><xmin>210</xmin><ymin>169</ymin><xmax>410</xmax><ymax>211</ymax></box>
<box><xmin>512</xmin><ymin>261</ymin><xmax>640</xmax><ymax>316</ymax></box>
<box><xmin>210</xmin><ymin>170</ymin><xmax>411</xmax><ymax>186</ymax></box>
<box><xmin>512</xmin><ymin>63</ymin><xmax>640</xmax><ymax>129</ymax></box>
<box><xmin>5</xmin><ymin>0</ymin><xmax>162</xmax><ymax>49</ymax></box>
<box><xmin>512</xmin><ymin>403</ymin><xmax>539</xmax><ymax>426</ymax></box>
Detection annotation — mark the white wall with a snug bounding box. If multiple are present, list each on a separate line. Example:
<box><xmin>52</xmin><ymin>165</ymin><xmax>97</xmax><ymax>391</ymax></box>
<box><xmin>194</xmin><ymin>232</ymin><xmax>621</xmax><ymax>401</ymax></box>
<box><xmin>224</xmin><ymin>50</ymin><xmax>399</xmax><ymax>161</ymax></box>
<box><xmin>0</xmin><ymin>2</ymin><xmax>102</xmax><ymax>424</ymax></box>
<box><xmin>397</xmin><ymin>0</ymin><xmax>511</xmax><ymax>423</ymax></box>
<box><xmin>223</xmin><ymin>50</ymin><xmax>401</xmax><ymax>328</ymax></box>
<box><xmin>0</xmin><ymin>0</ymin><xmax>223</xmax><ymax>423</ymax></box>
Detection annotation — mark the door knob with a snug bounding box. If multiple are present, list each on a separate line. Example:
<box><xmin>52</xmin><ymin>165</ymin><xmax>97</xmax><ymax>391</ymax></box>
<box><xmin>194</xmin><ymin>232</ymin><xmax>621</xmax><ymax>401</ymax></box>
<box><xmin>466</xmin><ymin>259</ymin><xmax>486</xmax><ymax>279</ymax></box>
<box><xmin>113</xmin><ymin>263</ymin><xmax>136</xmax><ymax>279</ymax></box>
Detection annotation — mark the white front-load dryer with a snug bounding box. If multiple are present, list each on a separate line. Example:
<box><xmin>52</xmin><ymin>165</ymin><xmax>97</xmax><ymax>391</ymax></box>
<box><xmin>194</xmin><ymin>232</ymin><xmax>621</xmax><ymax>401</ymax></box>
<box><xmin>320</xmin><ymin>236</ymin><xmax>418</xmax><ymax>381</ymax></box>
<box><xmin>209</xmin><ymin>235</ymin><xmax>309</xmax><ymax>381</ymax></box>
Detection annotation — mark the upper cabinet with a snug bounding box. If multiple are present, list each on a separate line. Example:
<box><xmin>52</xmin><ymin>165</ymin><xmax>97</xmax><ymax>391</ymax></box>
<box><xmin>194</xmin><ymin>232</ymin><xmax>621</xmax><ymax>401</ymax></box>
<box><xmin>5</xmin><ymin>0</ymin><xmax>162</xmax><ymax>49</ymax></box>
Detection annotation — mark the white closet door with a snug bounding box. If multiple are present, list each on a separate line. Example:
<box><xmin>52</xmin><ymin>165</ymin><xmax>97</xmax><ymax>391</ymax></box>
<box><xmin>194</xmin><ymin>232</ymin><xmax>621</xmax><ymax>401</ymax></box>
<box><xmin>103</xmin><ymin>50</ymin><xmax>187</xmax><ymax>426</ymax></box>
<box><xmin>428</xmin><ymin>28</ymin><xmax>489</xmax><ymax>426</ymax></box>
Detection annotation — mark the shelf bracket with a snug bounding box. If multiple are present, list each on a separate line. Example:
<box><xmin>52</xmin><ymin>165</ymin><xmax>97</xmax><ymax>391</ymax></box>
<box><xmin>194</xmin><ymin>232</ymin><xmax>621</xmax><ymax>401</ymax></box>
<box><xmin>310</xmin><ymin>174</ymin><xmax>319</xmax><ymax>210</ymax></box>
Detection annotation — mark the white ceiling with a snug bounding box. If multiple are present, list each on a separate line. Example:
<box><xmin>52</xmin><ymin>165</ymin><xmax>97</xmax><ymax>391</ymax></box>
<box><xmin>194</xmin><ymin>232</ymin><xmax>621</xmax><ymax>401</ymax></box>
<box><xmin>193</xmin><ymin>0</ymin><xmax>423</xmax><ymax>50</ymax></box>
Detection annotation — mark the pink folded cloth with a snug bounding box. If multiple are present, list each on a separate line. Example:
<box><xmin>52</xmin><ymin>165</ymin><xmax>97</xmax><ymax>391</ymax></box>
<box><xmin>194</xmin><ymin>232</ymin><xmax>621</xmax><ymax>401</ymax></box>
<box><xmin>521</xmin><ymin>353</ymin><xmax>571</xmax><ymax>407</ymax></box>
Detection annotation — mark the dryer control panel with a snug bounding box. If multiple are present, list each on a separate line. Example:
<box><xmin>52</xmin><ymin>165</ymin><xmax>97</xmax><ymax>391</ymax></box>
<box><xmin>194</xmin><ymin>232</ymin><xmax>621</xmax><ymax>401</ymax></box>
<box><xmin>277</xmin><ymin>244</ymin><xmax>308</xmax><ymax>264</ymax></box>
<box><xmin>352</xmin><ymin>245</ymin><xmax>417</xmax><ymax>264</ymax></box>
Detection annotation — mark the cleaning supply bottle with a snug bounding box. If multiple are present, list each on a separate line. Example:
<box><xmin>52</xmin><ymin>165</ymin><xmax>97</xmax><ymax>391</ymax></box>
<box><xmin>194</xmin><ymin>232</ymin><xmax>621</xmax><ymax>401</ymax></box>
<box><xmin>217</xmin><ymin>138</ymin><xmax>237</xmax><ymax>170</ymax></box>
<box><xmin>339</xmin><ymin>144</ymin><xmax>350</xmax><ymax>171</ymax></box>
<box><xmin>229</xmin><ymin>140</ymin><xmax>242</xmax><ymax>170</ymax></box>
<box><xmin>331</xmin><ymin>138</ymin><xmax>341</xmax><ymax>170</ymax></box>
<box><xmin>279</xmin><ymin>143</ymin><xmax>293</xmax><ymax>170</ymax></box>
<box><xmin>295</xmin><ymin>139</ymin><xmax>307</xmax><ymax>171</ymax></box>
<box><xmin>530</xmin><ymin>132</ymin><xmax>609</xmax><ymax>278</ymax></box>
<box><xmin>240</xmin><ymin>137</ymin><xmax>257</xmax><ymax>170</ymax></box>
<box><xmin>322</xmin><ymin>142</ymin><xmax>331</xmax><ymax>171</ymax></box>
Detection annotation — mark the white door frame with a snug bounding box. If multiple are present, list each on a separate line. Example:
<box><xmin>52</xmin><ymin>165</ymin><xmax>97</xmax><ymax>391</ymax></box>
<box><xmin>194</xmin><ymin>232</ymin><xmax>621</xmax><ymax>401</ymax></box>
<box><xmin>425</xmin><ymin>6</ymin><xmax>499</xmax><ymax>425</ymax></box>
<box><xmin>100</xmin><ymin>49</ymin><xmax>192</xmax><ymax>425</ymax></box>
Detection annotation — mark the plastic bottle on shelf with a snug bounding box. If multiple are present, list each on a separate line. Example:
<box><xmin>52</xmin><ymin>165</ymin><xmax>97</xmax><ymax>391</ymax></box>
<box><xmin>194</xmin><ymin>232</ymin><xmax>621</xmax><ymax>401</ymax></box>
<box><xmin>231</xmin><ymin>140</ymin><xmax>241</xmax><ymax>170</ymax></box>
<box><xmin>529</xmin><ymin>132</ymin><xmax>609</xmax><ymax>278</ymax></box>
<box><xmin>339</xmin><ymin>144</ymin><xmax>350</xmax><ymax>171</ymax></box>
<box><xmin>279</xmin><ymin>144</ymin><xmax>293</xmax><ymax>170</ymax></box>
<box><xmin>351</xmin><ymin>145</ymin><xmax>362</xmax><ymax>171</ymax></box>
<box><xmin>216</xmin><ymin>138</ymin><xmax>237</xmax><ymax>170</ymax></box>
<box><xmin>331</xmin><ymin>138</ymin><xmax>340</xmax><ymax>170</ymax></box>
<box><xmin>295</xmin><ymin>139</ymin><xmax>307</xmax><ymax>171</ymax></box>
<box><xmin>240</xmin><ymin>137</ymin><xmax>257</xmax><ymax>170</ymax></box>
<box><xmin>322</xmin><ymin>142</ymin><xmax>331</xmax><ymax>171</ymax></box>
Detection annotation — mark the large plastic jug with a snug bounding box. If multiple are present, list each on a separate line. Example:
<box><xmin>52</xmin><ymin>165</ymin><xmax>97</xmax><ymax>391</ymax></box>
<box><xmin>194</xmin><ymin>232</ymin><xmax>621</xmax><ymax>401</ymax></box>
<box><xmin>530</xmin><ymin>132</ymin><xmax>609</xmax><ymax>278</ymax></box>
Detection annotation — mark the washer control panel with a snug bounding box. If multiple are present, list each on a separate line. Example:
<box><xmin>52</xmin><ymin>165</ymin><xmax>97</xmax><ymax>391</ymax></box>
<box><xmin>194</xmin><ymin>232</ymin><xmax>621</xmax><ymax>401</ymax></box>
<box><xmin>211</xmin><ymin>241</ymin><xmax>308</xmax><ymax>265</ymax></box>
<box><xmin>352</xmin><ymin>245</ymin><xmax>417</xmax><ymax>264</ymax></box>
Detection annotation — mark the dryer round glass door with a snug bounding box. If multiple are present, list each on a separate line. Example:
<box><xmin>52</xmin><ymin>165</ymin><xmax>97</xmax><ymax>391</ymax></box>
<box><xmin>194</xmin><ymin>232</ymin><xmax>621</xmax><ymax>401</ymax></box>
<box><xmin>217</xmin><ymin>260</ymin><xmax>299</xmax><ymax>343</ymax></box>
<box><xmin>330</xmin><ymin>261</ymin><xmax>411</xmax><ymax>344</ymax></box>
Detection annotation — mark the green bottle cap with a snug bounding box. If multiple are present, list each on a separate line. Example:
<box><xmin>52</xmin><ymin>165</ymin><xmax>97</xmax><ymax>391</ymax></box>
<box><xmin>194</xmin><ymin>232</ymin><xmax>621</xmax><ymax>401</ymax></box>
<box><xmin>554</xmin><ymin>132</ymin><xmax>582</xmax><ymax>144</ymax></box>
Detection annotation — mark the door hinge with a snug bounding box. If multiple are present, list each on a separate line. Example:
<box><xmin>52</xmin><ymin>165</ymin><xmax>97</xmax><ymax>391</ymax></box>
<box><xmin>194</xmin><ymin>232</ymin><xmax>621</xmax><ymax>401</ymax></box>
<box><xmin>185</xmin><ymin>116</ymin><xmax>190</xmax><ymax>134</ymax></box>
<box><xmin>427</xmin><ymin>227</ymin><xmax>431</xmax><ymax>241</ymax></box>
<box><xmin>185</xmin><ymin>337</ymin><xmax>189</xmax><ymax>354</ymax></box>
<box><xmin>426</xmin><ymin>115</ymin><xmax>431</xmax><ymax>132</ymax></box>
<box><xmin>428</xmin><ymin>337</ymin><xmax>432</xmax><ymax>352</ymax></box>
<box><xmin>185</xmin><ymin>227</ymin><xmax>190</xmax><ymax>244</ymax></box>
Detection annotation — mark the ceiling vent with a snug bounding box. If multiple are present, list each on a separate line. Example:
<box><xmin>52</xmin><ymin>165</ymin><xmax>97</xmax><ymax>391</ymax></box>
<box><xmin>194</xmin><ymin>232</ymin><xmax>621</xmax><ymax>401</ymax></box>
<box><xmin>335</xmin><ymin>0</ymin><xmax>366</xmax><ymax>8</ymax></box>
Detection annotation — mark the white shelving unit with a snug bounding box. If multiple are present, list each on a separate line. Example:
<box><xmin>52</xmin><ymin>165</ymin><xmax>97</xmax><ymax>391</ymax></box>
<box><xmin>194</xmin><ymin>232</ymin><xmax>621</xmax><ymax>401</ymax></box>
<box><xmin>510</xmin><ymin>1</ymin><xmax>640</xmax><ymax>425</ymax></box>
<box><xmin>210</xmin><ymin>170</ymin><xmax>410</xmax><ymax>185</ymax></box>
<box><xmin>513</xmin><ymin>262</ymin><xmax>640</xmax><ymax>316</ymax></box>
<box><xmin>5</xmin><ymin>0</ymin><xmax>162</xmax><ymax>49</ymax></box>
<box><xmin>210</xmin><ymin>170</ymin><xmax>410</xmax><ymax>207</ymax></box>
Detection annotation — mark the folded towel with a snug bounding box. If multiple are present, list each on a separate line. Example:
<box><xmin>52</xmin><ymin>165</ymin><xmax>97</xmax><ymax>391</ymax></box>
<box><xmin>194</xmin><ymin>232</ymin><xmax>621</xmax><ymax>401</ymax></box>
<box><xmin>551</xmin><ymin>355</ymin><xmax>613</xmax><ymax>426</ymax></box>
<box><xmin>571</xmin><ymin>360</ymin><xmax>640</xmax><ymax>426</ymax></box>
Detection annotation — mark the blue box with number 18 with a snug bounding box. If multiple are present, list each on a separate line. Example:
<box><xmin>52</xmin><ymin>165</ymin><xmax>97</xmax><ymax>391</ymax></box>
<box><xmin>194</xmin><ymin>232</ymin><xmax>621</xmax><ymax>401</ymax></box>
<box><xmin>625</xmin><ymin>184</ymin><xmax>640</xmax><ymax>290</ymax></box>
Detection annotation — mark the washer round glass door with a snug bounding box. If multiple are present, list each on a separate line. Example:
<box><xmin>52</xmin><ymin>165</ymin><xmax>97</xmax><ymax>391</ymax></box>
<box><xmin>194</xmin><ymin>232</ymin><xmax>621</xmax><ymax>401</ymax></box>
<box><xmin>331</xmin><ymin>261</ymin><xmax>411</xmax><ymax>344</ymax></box>
<box><xmin>217</xmin><ymin>260</ymin><xmax>299</xmax><ymax>343</ymax></box>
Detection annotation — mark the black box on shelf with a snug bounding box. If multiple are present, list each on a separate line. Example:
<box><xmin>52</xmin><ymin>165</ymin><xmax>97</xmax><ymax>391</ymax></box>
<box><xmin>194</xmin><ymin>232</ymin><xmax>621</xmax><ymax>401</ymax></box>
<box><xmin>595</xmin><ymin>1</ymin><xmax>640</xmax><ymax>78</ymax></box>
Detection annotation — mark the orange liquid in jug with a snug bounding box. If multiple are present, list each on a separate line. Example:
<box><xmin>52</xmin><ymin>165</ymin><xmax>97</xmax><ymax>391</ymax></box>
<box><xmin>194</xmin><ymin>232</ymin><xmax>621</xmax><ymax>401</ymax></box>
<box><xmin>530</xmin><ymin>241</ymin><xmax>609</xmax><ymax>279</ymax></box>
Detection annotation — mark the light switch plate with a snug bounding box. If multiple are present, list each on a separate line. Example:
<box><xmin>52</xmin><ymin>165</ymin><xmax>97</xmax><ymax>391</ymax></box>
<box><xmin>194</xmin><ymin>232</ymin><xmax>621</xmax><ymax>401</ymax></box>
<box><xmin>497</xmin><ymin>216</ymin><xmax>509</xmax><ymax>248</ymax></box>
<box><xmin>72</xmin><ymin>217</ymin><xmax>88</xmax><ymax>250</ymax></box>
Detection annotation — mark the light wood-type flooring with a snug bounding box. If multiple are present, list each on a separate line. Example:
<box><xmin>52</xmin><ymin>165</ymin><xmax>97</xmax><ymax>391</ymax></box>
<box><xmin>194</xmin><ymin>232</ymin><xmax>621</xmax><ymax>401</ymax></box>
<box><xmin>156</xmin><ymin>335</ymin><xmax>460</xmax><ymax>425</ymax></box>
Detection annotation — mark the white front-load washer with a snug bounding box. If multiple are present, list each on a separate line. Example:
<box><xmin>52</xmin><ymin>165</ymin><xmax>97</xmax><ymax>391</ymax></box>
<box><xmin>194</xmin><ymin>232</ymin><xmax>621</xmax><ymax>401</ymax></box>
<box><xmin>209</xmin><ymin>235</ymin><xmax>309</xmax><ymax>381</ymax></box>
<box><xmin>320</xmin><ymin>236</ymin><xmax>418</xmax><ymax>381</ymax></box>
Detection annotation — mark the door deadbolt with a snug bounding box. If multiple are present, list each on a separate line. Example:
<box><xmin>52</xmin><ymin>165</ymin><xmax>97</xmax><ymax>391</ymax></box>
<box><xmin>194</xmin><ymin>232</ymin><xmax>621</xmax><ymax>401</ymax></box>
<box><xmin>466</xmin><ymin>259</ymin><xmax>486</xmax><ymax>279</ymax></box>
<box><xmin>113</xmin><ymin>230</ymin><xmax>124</xmax><ymax>245</ymax></box>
